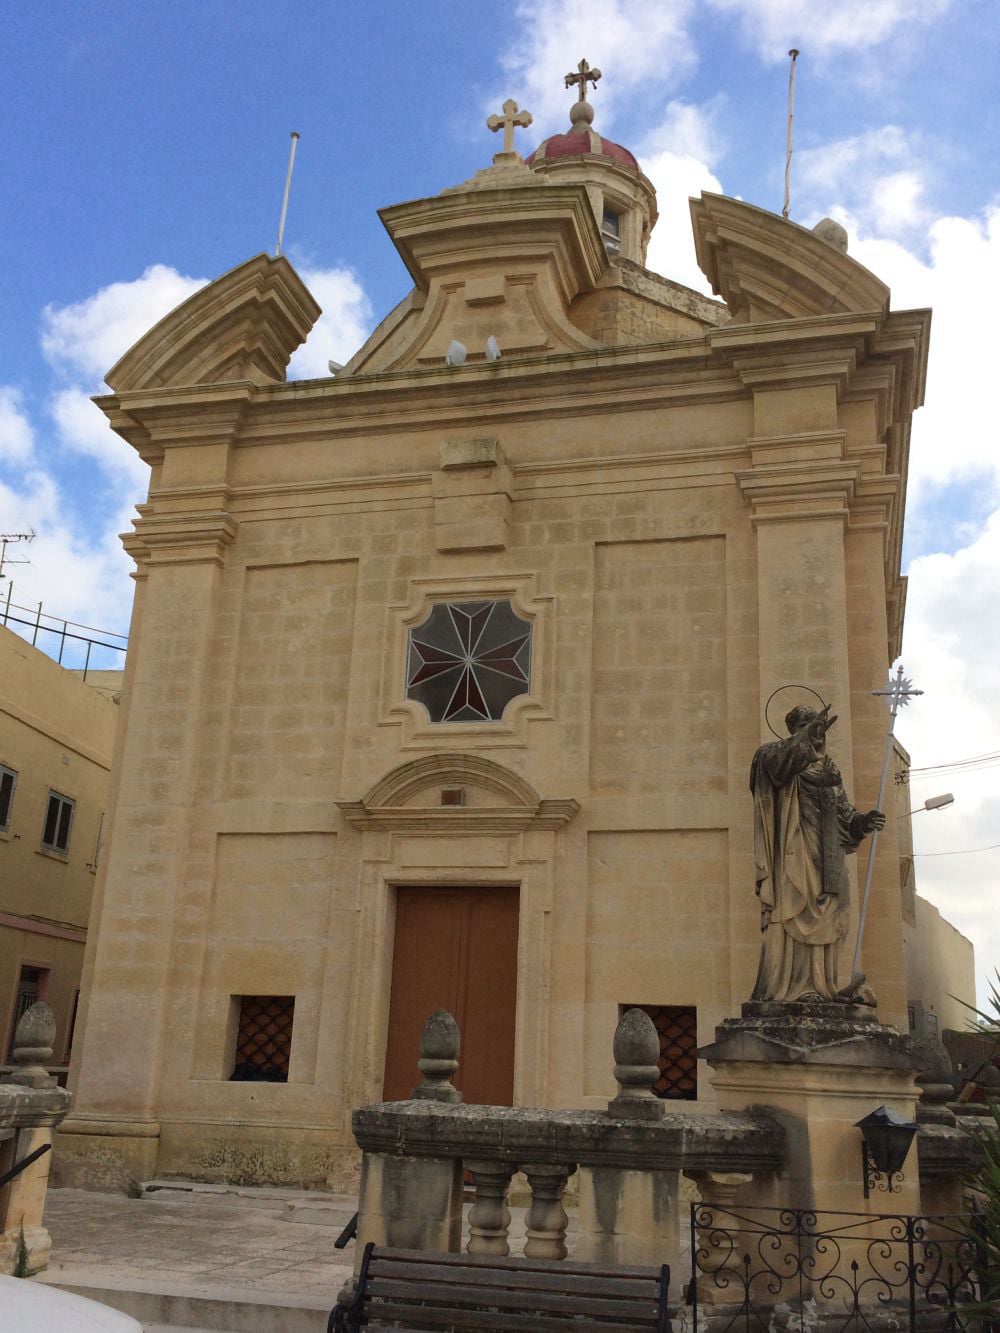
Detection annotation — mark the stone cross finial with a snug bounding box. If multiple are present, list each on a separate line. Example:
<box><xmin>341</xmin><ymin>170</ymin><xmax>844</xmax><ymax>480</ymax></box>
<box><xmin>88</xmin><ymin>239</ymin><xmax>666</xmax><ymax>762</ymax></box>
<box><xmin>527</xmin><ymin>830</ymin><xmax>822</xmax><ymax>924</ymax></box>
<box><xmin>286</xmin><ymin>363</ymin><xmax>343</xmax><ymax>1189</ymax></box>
<box><xmin>411</xmin><ymin>1009</ymin><xmax>462</xmax><ymax>1104</ymax></box>
<box><xmin>7</xmin><ymin>1001</ymin><xmax>57</xmax><ymax>1089</ymax></box>
<box><xmin>564</xmin><ymin>59</ymin><xmax>601</xmax><ymax>130</ymax></box>
<box><xmin>487</xmin><ymin>99</ymin><xmax>533</xmax><ymax>157</ymax></box>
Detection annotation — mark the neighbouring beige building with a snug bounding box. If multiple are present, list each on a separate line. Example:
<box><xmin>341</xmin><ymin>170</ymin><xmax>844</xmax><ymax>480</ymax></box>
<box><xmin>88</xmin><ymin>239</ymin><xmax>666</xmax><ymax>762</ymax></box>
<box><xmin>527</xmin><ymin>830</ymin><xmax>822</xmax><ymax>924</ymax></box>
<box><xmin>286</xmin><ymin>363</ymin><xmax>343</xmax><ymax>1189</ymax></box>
<box><xmin>895</xmin><ymin>742</ymin><xmax>976</xmax><ymax>1037</ymax></box>
<box><xmin>61</xmin><ymin>87</ymin><xmax>966</xmax><ymax>1191</ymax></box>
<box><xmin>0</xmin><ymin>627</ymin><xmax>119</xmax><ymax>1077</ymax></box>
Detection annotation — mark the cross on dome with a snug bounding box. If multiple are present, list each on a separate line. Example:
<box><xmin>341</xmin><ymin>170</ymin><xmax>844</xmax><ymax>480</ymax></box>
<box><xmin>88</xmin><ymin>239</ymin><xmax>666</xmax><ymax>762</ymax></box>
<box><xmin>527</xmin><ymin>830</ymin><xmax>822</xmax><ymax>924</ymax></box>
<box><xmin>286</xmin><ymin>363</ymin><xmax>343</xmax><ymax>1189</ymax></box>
<box><xmin>564</xmin><ymin>58</ymin><xmax>601</xmax><ymax>129</ymax></box>
<box><xmin>487</xmin><ymin>98</ymin><xmax>533</xmax><ymax>157</ymax></box>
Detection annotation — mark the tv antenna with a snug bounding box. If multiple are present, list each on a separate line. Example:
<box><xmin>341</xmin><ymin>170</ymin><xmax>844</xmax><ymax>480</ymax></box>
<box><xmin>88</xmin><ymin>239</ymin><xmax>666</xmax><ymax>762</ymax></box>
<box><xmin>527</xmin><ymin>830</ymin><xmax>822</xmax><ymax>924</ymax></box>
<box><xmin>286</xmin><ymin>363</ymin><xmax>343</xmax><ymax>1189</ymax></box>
<box><xmin>0</xmin><ymin>530</ymin><xmax>35</xmax><ymax>583</ymax></box>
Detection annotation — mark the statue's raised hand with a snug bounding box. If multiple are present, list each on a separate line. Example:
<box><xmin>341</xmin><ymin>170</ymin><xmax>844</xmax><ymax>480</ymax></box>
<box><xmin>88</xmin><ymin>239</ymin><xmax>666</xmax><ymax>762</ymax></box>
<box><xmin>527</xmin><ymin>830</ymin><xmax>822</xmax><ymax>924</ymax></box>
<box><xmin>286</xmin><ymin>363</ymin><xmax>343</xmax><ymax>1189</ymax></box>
<box><xmin>862</xmin><ymin>809</ymin><xmax>885</xmax><ymax>833</ymax></box>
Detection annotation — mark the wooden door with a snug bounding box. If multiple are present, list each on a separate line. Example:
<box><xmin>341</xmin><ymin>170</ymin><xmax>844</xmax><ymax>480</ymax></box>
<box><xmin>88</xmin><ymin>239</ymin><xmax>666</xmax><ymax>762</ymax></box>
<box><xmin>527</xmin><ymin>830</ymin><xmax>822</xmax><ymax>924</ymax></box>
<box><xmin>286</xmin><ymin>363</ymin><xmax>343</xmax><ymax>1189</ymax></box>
<box><xmin>383</xmin><ymin>885</ymin><xmax>519</xmax><ymax>1105</ymax></box>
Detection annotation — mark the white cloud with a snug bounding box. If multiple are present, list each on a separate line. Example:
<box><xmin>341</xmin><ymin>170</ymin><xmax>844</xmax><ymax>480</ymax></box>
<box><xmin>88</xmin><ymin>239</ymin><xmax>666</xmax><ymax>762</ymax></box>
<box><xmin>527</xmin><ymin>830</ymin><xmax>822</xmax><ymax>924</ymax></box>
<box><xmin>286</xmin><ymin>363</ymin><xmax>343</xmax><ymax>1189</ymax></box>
<box><xmin>41</xmin><ymin>264</ymin><xmax>207</xmax><ymax>386</ymax></box>
<box><xmin>641</xmin><ymin>149</ymin><xmax>724</xmax><ymax>295</ymax></box>
<box><xmin>845</xmin><ymin>205</ymin><xmax>1000</xmax><ymax>497</ymax></box>
<box><xmin>287</xmin><ymin>265</ymin><xmax>374</xmax><ymax>381</ymax></box>
<box><xmin>50</xmin><ymin>388</ymin><xmax>149</xmax><ymax>490</ymax></box>
<box><xmin>0</xmin><ymin>387</ymin><xmax>34</xmax><ymax>464</ymax></box>
<box><xmin>498</xmin><ymin>0</ymin><xmax>697</xmax><ymax>132</ymax></box>
<box><xmin>898</xmin><ymin>513</ymin><xmax>1000</xmax><ymax>987</ymax></box>
<box><xmin>796</xmin><ymin>127</ymin><xmax>931</xmax><ymax>236</ymax></box>
<box><xmin>705</xmin><ymin>0</ymin><xmax>952</xmax><ymax>61</ymax></box>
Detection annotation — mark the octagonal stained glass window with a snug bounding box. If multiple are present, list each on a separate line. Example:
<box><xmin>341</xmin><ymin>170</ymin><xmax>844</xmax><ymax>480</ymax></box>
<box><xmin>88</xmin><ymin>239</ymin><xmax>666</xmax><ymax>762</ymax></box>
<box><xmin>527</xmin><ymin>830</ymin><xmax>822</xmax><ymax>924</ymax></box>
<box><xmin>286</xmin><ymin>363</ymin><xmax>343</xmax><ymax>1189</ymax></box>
<box><xmin>406</xmin><ymin>600</ymin><xmax>532</xmax><ymax>723</ymax></box>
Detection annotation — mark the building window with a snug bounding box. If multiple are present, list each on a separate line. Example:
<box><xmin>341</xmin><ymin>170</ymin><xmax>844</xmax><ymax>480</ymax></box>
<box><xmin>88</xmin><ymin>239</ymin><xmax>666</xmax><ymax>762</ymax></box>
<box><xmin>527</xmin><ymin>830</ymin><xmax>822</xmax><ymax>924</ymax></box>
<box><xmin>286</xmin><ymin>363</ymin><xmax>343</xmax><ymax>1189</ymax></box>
<box><xmin>907</xmin><ymin>1003</ymin><xmax>916</xmax><ymax>1032</ymax></box>
<box><xmin>6</xmin><ymin>965</ymin><xmax>46</xmax><ymax>1061</ymax></box>
<box><xmin>927</xmin><ymin>1011</ymin><xmax>940</xmax><ymax>1035</ymax></box>
<box><xmin>623</xmin><ymin>1003</ymin><xmax>698</xmax><ymax>1100</ymax></box>
<box><xmin>42</xmin><ymin>791</ymin><xmax>75</xmax><ymax>853</ymax></box>
<box><xmin>602</xmin><ymin>208</ymin><xmax>622</xmax><ymax>255</ymax></box>
<box><xmin>406</xmin><ymin>600</ymin><xmax>532</xmax><ymax>723</ymax></box>
<box><xmin>230</xmin><ymin>995</ymin><xmax>295</xmax><ymax>1083</ymax></box>
<box><xmin>0</xmin><ymin>765</ymin><xmax>15</xmax><ymax>831</ymax></box>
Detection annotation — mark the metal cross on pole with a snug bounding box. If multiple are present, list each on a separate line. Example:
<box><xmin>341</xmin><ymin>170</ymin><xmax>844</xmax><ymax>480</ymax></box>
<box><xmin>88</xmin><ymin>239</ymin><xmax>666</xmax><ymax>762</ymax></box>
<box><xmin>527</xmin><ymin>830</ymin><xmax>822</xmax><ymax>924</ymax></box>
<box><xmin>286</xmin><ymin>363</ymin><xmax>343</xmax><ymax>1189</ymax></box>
<box><xmin>850</xmin><ymin>664</ymin><xmax>923</xmax><ymax>979</ymax></box>
<box><xmin>564</xmin><ymin>58</ymin><xmax>601</xmax><ymax>102</ymax></box>
<box><xmin>487</xmin><ymin>98</ymin><xmax>533</xmax><ymax>156</ymax></box>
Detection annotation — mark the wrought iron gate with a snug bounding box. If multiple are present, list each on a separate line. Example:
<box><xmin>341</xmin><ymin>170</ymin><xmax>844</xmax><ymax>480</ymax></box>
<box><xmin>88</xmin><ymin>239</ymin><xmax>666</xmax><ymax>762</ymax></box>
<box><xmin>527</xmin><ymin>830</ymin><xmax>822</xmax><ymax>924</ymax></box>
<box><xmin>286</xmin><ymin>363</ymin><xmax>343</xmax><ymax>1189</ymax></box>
<box><xmin>686</xmin><ymin>1204</ymin><xmax>991</xmax><ymax>1331</ymax></box>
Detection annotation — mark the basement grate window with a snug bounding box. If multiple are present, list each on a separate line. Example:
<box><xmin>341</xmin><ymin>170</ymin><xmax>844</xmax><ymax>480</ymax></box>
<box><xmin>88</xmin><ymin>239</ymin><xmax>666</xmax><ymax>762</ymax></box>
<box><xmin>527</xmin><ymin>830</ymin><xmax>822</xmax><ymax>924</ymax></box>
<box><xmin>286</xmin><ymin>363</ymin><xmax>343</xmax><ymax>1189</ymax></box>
<box><xmin>230</xmin><ymin>995</ymin><xmax>295</xmax><ymax>1083</ymax></box>
<box><xmin>622</xmin><ymin>1003</ymin><xmax>698</xmax><ymax>1100</ymax></box>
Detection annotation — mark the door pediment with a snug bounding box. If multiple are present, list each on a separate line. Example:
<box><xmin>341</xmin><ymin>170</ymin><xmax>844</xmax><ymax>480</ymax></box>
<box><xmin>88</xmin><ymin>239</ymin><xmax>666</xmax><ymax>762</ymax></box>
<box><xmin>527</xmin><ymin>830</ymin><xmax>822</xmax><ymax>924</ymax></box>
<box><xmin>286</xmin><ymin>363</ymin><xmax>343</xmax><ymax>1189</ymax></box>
<box><xmin>337</xmin><ymin>754</ymin><xmax>579</xmax><ymax>833</ymax></box>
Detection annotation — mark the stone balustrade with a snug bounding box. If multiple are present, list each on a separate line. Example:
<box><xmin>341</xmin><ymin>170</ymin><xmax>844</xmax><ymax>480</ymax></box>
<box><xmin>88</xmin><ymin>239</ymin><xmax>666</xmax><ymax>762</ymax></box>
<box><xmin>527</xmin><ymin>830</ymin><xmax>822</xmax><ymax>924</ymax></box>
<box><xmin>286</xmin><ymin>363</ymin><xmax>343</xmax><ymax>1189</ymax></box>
<box><xmin>350</xmin><ymin>1008</ymin><xmax>785</xmax><ymax>1278</ymax></box>
<box><xmin>0</xmin><ymin>1002</ymin><xmax>72</xmax><ymax>1275</ymax></box>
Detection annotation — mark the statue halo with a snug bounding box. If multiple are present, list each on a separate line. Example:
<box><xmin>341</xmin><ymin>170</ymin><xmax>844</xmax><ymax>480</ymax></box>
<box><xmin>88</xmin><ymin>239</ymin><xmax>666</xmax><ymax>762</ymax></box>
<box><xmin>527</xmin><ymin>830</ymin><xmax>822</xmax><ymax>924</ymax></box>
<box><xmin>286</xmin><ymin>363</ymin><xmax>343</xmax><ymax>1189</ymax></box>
<box><xmin>764</xmin><ymin>684</ymin><xmax>829</xmax><ymax>739</ymax></box>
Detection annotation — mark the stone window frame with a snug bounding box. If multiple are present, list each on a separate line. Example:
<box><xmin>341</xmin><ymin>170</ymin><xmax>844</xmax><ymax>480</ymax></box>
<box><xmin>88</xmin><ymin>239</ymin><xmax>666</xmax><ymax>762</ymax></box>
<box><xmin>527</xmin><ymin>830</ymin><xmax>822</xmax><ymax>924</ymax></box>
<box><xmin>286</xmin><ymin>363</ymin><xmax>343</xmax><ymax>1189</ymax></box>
<box><xmin>382</xmin><ymin>572</ymin><xmax>554</xmax><ymax>750</ymax></box>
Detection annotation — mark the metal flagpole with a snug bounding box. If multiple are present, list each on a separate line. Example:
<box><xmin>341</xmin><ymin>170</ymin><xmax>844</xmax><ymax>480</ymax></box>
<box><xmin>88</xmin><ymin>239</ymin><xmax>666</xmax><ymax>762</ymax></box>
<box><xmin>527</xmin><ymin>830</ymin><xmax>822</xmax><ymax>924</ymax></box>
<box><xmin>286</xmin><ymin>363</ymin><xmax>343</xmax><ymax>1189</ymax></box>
<box><xmin>850</xmin><ymin>665</ymin><xmax>923</xmax><ymax>978</ymax></box>
<box><xmin>275</xmin><ymin>132</ymin><xmax>301</xmax><ymax>258</ymax></box>
<box><xmin>782</xmin><ymin>49</ymin><xmax>799</xmax><ymax>220</ymax></box>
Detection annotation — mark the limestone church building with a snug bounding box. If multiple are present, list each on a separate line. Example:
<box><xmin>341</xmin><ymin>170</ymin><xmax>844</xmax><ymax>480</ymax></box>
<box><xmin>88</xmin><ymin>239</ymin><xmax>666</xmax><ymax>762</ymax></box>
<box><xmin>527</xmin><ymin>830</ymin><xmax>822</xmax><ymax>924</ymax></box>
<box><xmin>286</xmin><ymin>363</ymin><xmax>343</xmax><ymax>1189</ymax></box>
<box><xmin>62</xmin><ymin>79</ymin><xmax>934</xmax><ymax>1189</ymax></box>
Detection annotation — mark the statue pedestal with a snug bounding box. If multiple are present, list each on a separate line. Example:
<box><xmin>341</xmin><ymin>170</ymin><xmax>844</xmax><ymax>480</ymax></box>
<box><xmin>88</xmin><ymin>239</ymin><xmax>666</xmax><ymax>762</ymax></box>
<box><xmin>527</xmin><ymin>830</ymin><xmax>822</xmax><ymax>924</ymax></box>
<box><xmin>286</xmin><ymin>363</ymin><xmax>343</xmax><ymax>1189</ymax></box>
<box><xmin>700</xmin><ymin>1002</ymin><xmax>919</xmax><ymax>1213</ymax></box>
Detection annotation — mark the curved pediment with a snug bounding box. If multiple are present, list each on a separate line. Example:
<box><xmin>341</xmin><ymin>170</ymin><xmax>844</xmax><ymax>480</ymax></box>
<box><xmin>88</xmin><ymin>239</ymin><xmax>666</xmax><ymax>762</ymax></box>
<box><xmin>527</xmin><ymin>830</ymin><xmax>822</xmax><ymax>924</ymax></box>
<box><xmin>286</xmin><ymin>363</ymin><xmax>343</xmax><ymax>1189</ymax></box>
<box><xmin>105</xmin><ymin>253</ymin><xmax>321</xmax><ymax>392</ymax></box>
<box><xmin>690</xmin><ymin>193</ymin><xmax>889</xmax><ymax>323</ymax></box>
<box><xmin>337</xmin><ymin>754</ymin><xmax>579</xmax><ymax>832</ymax></box>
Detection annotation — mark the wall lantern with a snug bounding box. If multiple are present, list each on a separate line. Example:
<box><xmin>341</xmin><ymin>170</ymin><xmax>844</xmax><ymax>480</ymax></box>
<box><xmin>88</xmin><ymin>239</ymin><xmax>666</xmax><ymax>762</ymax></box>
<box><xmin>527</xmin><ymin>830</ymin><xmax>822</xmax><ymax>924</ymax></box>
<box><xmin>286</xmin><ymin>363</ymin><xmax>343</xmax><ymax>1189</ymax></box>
<box><xmin>855</xmin><ymin>1105</ymin><xmax>919</xmax><ymax>1199</ymax></box>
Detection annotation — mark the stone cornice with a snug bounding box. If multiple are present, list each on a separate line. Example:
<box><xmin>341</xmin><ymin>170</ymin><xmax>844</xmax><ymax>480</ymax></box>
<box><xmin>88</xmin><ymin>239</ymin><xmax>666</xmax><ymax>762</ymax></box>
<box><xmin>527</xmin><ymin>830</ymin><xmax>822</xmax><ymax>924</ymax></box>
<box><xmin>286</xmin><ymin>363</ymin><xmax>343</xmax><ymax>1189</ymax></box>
<box><xmin>690</xmin><ymin>193</ymin><xmax>889</xmax><ymax>322</ymax></box>
<box><xmin>351</xmin><ymin>1100</ymin><xmax>786</xmax><ymax>1175</ymax></box>
<box><xmin>737</xmin><ymin>455</ymin><xmax>861</xmax><ymax>526</ymax></box>
<box><xmin>338</xmin><ymin>753</ymin><xmax>579</xmax><ymax>833</ymax></box>
<box><xmin>125</xmin><ymin>510</ymin><xmax>238</xmax><ymax>568</ymax></box>
<box><xmin>337</xmin><ymin>802</ymin><xmax>580</xmax><ymax>834</ymax></box>
<box><xmin>105</xmin><ymin>253</ymin><xmax>319</xmax><ymax>393</ymax></box>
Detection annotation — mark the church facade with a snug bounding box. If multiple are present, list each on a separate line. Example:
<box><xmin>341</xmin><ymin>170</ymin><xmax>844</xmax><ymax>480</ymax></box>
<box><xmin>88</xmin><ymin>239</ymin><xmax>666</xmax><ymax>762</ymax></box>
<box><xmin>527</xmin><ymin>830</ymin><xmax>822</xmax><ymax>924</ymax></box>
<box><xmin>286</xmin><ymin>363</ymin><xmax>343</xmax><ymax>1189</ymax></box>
<box><xmin>61</xmin><ymin>86</ymin><xmax>931</xmax><ymax>1189</ymax></box>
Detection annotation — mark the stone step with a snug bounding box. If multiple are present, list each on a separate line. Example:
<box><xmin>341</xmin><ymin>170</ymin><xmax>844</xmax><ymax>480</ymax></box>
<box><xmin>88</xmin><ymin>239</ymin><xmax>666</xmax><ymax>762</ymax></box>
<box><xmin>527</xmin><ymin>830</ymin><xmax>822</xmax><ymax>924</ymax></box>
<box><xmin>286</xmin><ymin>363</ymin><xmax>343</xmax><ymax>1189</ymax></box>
<box><xmin>36</xmin><ymin>1273</ymin><xmax>333</xmax><ymax>1333</ymax></box>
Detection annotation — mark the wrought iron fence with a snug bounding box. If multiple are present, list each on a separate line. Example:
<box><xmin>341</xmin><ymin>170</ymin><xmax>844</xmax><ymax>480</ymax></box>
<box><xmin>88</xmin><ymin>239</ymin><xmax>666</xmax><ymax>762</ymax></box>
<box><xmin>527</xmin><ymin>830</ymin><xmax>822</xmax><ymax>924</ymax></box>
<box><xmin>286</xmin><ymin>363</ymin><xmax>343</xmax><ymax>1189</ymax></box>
<box><xmin>686</xmin><ymin>1204</ymin><xmax>991</xmax><ymax>1332</ymax></box>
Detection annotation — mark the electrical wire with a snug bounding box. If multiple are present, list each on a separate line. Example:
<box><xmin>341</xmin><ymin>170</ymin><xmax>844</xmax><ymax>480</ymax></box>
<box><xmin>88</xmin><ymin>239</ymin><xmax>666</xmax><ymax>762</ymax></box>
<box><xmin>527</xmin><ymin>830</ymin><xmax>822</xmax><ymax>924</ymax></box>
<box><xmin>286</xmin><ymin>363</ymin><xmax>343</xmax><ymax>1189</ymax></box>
<box><xmin>914</xmin><ymin>842</ymin><xmax>1000</xmax><ymax>857</ymax></box>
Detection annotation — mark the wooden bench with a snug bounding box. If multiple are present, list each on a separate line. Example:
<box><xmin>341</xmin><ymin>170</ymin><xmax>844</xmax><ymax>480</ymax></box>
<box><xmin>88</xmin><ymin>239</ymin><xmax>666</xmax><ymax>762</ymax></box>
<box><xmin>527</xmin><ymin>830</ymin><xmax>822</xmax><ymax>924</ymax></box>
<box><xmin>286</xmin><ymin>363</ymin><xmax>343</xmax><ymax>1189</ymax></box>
<box><xmin>329</xmin><ymin>1243</ymin><xmax>671</xmax><ymax>1331</ymax></box>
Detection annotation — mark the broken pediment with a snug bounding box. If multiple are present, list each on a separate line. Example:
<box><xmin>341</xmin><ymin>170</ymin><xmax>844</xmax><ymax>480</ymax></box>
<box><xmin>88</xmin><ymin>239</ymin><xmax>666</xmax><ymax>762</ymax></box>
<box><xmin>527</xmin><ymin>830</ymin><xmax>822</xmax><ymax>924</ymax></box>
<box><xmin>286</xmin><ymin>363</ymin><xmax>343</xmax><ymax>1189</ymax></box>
<box><xmin>337</xmin><ymin>753</ymin><xmax>579</xmax><ymax>832</ymax></box>
<box><xmin>690</xmin><ymin>193</ymin><xmax>890</xmax><ymax>324</ymax></box>
<box><xmin>105</xmin><ymin>253</ymin><xmax>321</xmax><ymax>393</ymax></box>
<box><xmin>344</xmin><ymin>180</ymin><xmax>606</xmax><ymax>375</ymax></box>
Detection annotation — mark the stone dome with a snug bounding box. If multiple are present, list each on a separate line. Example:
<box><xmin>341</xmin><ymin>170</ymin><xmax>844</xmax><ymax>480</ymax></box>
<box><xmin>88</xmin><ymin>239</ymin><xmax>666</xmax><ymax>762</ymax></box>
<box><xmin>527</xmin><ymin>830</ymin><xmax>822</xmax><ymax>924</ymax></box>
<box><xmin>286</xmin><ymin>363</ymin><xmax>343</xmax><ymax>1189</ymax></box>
<box><xmin>525</xmin><ymin>126</ymin><xmax>640</xmax><ymax>172</ymax></box>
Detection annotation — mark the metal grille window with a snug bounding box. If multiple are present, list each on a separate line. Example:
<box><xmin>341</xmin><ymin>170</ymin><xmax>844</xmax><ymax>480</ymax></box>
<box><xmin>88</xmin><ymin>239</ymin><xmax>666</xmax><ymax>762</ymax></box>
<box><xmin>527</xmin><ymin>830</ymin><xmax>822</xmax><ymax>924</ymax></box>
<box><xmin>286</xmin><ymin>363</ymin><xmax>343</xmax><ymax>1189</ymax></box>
<box><xmin>623</xmin><ymin>1003</ymin><xmax>698</xmax><ymax>1100</ymax></box>
<box><xmin>230</xmin><ymin>995</ymin><xmax>294</xmax><ymax>1083</ymax></box>
<box><xmin>406</xmin><ymin>600</ymin><xmax>532</xmax><ymax>723</ymax></box>
<box><xmin>42</xmin><ymin>790</ymin><xmax>74</xmax><ymax>853</ymax></box>
<box><xmin>0</xmin><ymin>765</ymin><xmax>15</xmax><ymax>831</ymax></box>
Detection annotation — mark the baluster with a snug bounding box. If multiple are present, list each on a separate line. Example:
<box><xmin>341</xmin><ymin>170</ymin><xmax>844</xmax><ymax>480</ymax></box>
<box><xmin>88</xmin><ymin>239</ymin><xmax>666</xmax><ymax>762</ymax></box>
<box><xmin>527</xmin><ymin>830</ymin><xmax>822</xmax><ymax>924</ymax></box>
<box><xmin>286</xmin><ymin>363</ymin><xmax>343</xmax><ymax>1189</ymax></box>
<box><xmin>464</xmin><ymin>1159</ymin><xmax>514</xmax><ymax>1255</ymax></box>
<box><xmin>687</xmin><ymin>1170</ymin><xmax>753</xmax><ymax>1305</ymax></box>
<box><xmin>521</xmin><ymin>1163</ymin><xmax>576</xmax><ymax>1260</ymax></box>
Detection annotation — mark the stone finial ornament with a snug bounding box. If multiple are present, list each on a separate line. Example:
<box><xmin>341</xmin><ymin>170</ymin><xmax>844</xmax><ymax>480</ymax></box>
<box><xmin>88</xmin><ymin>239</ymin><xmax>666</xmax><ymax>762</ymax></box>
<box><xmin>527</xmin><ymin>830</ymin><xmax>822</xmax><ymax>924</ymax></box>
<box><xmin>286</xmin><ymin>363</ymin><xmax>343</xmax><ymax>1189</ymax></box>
<box><xmin>411</xmin><ymin>1009</ymin><xmax>462</xmax><ymax>1103</ymax></box>
<box><xmin>812</xmin><ymin>217</ymin><xmax>849</xmax><ymax>254</ymax></box>
<box><xmin>7</xmin><ymin>1002</ymin><xmax>57</xmax><ymax>1089</ymax></box>
<box><xmin>911</xmin><ymin>1033</ymin><xmax>957</xmax><ymax>1126</ymax></box>
<box><xmin>608</xmin><ymin>1007</ymin><xmax>664</xmax><ymax>1120</ymax></box>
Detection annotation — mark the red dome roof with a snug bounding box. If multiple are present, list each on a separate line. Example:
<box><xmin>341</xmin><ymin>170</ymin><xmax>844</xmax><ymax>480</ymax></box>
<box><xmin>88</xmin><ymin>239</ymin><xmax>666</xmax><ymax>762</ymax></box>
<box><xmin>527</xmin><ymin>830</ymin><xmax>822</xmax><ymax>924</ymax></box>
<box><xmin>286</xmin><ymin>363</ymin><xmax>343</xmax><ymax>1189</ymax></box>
<box><xmin>525</xmin><ymin>127</ymin><xmax>639</xmax><ymax>173</ymax></box>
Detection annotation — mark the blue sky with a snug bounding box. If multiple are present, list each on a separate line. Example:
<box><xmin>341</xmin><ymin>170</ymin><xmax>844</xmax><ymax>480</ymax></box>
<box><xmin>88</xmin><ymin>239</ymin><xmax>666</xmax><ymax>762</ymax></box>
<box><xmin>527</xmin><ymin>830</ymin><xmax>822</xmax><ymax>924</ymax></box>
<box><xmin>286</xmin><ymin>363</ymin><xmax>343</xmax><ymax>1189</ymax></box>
<box><xmin>2</xmin><ymin>0</ymin><xmax>999</xmax><ymax>1003</ymax></box>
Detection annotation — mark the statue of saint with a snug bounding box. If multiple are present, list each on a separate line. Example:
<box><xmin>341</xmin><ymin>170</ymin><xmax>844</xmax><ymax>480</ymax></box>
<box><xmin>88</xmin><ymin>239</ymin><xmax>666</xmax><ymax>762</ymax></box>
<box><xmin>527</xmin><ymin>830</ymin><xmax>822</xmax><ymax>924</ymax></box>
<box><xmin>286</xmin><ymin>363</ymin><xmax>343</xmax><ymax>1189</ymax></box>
<box><xmin>750</xmin><ymin>703</ymin><xmax>885</xmax><ymax>1004</ymax></box>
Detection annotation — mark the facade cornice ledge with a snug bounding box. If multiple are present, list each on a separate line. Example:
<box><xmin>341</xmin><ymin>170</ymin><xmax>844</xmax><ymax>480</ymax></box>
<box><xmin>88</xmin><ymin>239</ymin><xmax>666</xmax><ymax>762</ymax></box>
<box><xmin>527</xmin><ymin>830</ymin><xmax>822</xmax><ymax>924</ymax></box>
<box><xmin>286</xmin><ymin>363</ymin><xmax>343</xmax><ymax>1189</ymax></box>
<box><xmin>336</xmin><ymin>800</ymin><xmax>580</xmax><ymax>834</ymax></box>
<box><xmin>736</xmin><ymin>458</ymin><xmax>860</xmax><ymax>526</ymax></box>
<box><xmin>708</xmin><ymin>310</ymin><xmax>881</xmax><ymax>354</ymax></box>
<box><xmin>95</xmin><ymin>383</ymin><xmax>252</xmax><ymax>462</ymax></box>
<box><xmin>126</xmin><ymin>510</ymin><xmax>238</xmax><ymax>568</ymax></box>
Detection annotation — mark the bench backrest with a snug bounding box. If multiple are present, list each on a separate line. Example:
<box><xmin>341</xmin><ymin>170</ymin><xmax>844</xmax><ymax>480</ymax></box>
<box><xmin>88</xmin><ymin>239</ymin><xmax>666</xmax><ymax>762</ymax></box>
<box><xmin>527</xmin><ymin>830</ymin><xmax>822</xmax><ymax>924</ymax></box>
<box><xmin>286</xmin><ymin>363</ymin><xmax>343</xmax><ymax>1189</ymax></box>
<box><xmin>347</xmin><ymin>1244</ymin><xmax>671</xmax><ymax>1331</ymax></box>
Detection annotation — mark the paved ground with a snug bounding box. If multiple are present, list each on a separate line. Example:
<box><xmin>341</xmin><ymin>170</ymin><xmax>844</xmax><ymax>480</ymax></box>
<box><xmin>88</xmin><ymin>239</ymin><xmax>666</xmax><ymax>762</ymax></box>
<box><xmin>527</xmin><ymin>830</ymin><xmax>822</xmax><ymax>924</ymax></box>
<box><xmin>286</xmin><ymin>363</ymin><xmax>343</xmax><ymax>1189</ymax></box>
<box><xmin>44</xmin><ymin>1186</ymin><xmax>356</xmax><ymax>1303</ymax></box>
